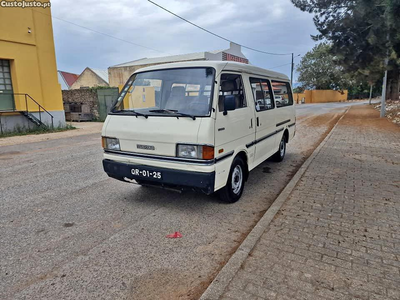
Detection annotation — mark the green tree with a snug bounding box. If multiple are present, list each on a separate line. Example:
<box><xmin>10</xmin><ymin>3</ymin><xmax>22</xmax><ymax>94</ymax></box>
<box><xmin>297</xmin><ymin>43</ymin><xmax>382</xmax><ymax>98</ymax></box>
<box><xmin>297</xmin><ymin>43</ymin><xmax>346</xmax><ymax>90</ymax></box>
<box><xmin>292</xmin><ymin>0</ymin><xmax>399</xmax><ymax>100</ymax></box>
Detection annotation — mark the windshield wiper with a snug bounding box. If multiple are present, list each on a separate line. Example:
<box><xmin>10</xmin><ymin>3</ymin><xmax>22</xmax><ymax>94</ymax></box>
<box><xmin>149</xmin><ymin>109</ymin><xmax>177</xmax><ymax>113</ymax></box>
<box><xmin>149</xmin><ymin>109</ymin><xmax>196</xmax><ymax>120</ymax></box>
<box><xmin>174</xmin><ymin>111</ymin><xmax>196</xmax><ymax>120</ymax></box>
<box><xmin>120</xmin><ymin>110</ymin><xmax>148</xmax><ymax>119</ymax></box>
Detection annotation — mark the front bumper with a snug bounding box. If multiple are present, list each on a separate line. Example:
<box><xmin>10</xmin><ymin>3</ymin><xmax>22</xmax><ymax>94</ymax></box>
<box><xmin>103</xmin><ymin>159</ymin><xmax>215</xmax><ymax>195</ymax></box>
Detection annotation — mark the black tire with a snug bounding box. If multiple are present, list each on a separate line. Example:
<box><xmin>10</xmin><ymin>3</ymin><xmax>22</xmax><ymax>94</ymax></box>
<box><xmin>219</xmin><ymin>157</ymin><xmax>246</xmax><ymax>203</ymax></box>
<box><xmin>272</xmin><ymin>135</ymin><xmax>286</xmax><ymax>162</ymax></box>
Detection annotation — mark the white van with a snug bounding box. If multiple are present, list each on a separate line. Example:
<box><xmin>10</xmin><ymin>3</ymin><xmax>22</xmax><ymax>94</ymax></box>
<box><xmin>102</xmin><ymin>61</ymin><xmax>295</xmax><ymax>203</ymax></box>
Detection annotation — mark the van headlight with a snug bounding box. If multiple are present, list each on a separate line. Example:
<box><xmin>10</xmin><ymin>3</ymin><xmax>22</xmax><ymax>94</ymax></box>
<box><xmin>176</xmin><ymin>144</ymin><xmax>214</xmax><ymax>160</ymax></box>
<box><xmin>102</xmin><ymin>137</ymin><xmax>120</xmax><ymax>151</ymax></box>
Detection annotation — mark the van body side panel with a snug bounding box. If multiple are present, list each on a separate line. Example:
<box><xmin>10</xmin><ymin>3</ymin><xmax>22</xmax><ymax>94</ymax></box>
<box><xmin>196</xmin><ymin>117</ymin><xmax>216</xmax><ymax>150</ymax></box>
<box><xmin>274</xmin><ymin>105</ymin><xmax>295</xmax><ymax>142</ymax></box>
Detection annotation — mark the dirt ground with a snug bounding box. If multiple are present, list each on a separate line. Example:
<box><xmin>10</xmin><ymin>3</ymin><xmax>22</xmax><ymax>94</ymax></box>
<box><xmin>374</xmin><ymin>100</ymin><xmax>400</xmax><ymax>125</ymax></box>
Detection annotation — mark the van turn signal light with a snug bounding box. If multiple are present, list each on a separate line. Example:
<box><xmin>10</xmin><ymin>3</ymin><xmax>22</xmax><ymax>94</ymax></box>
<box><xmin>202</xmin><ymin>146</ymin><xmax>214</xmax><ymax>160</ymax></box>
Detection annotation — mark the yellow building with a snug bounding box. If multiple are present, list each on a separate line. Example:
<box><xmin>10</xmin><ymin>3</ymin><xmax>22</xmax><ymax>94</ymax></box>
<box><xmin>0</xmin><ymin>3</ymin><xmax>65</xmax><ymax>133</ymax></box>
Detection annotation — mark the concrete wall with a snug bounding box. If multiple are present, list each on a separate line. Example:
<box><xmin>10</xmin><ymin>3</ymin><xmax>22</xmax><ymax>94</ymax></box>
<box><xmin>294</xmin><ymin>90</ymin><xmax>348</xmax><ymax>104</ymax></box>
<box><xmin>70</xmin><ymin>68</ymin><xmax>109</xmax><ymax>89</ymax></box>
<box><xmin>0</xmin><ymin>111</ymin><xmax>65</xmax><ymax>134</ymax></box>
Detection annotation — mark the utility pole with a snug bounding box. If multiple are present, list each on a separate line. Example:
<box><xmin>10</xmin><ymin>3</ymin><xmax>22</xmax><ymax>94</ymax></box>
<box><xmin>381</xmin><ymin>57</ymin><xmax>388</xmax><ymax>118</ymax></box>
<box><xmin>369</xmin><ymin>84</ymin><xmax>373</xmax><ymax>105</ymax></box>
<box><xmin>290</xmin><ymin>53</ymin><xmax>294</xmax><ymax>86</ymax></box>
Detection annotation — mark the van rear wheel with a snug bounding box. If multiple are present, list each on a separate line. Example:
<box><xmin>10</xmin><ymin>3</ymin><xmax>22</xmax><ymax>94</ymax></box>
<box><xmin>273</xmin><ymin>136</ymin><xmax>286</xmax><ymax>162</ymax></box>
<box><xmin>219</xmin><ymin>157</ymin><xmax>246</xmax><ymax>203</ymax></box>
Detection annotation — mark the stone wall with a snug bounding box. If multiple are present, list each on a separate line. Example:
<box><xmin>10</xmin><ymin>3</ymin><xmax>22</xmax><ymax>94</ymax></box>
<box><xmin>62</xmin><ymin>89</ymin><xmax>99</xmax><ymax>119</ymax></box>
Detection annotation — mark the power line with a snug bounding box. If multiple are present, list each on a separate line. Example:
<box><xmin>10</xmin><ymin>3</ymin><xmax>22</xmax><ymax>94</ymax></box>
<box><xmin>269</xmin><ymin>62</ymin><xmax>292</xmax><ymax>70</ymax></box>
<box><xmin>269</xmin><ymin>54</ymin><xmax>302</xmax><ymax>69</ymax></box>
<box><xmin>33</xmin><ymin>9</ymin><xmax>166</xmax><ymax>54</ymax></box>
<box><xmin>147</xmin><ymin>0</ymin><xmax>292</xmax><ymax>56</ymax></box>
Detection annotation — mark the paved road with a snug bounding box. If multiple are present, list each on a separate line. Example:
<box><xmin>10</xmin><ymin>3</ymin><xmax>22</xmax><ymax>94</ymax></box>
<box><xmin>0</xmin><ymin>103</ymin><xmax>358</xmax><ymax>300</ymax></box>
<box><xmin>296</xmin><ymin>101</ymin><xmax>372</xmax><ymax>118</ymax></box>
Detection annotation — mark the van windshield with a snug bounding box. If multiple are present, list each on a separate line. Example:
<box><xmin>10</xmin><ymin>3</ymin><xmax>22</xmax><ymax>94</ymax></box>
<box><xmin>112</xmin><ymin>67</ymin><xmax>215</xmax><ymax>117</ymax></box>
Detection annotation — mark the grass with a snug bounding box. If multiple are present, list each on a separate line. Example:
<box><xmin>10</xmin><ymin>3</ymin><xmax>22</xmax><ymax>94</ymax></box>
<box><xmin>0</xmin><ymin>124</ymin><xmax>76</xmax><ymax>138</ymax></box>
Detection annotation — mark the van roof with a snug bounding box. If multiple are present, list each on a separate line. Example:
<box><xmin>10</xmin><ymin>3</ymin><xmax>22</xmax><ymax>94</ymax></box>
<box><xmin>133</xmin><ymin>61</ymin><xmax>290</xmax><ymax>82</ymax></box>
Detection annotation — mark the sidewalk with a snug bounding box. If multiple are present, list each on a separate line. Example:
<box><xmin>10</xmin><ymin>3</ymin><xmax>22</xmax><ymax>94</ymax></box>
<box><xmin>219</xmin><ymin>105</ymin><xmax>400</xmax><ymax>300</ymax></box>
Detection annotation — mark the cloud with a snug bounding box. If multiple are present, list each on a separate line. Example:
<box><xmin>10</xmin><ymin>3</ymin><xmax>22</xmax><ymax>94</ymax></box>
<box><xmin>51</xmin><ymin>0</ymin><xmax>318</xmax><ymax>81</ymax></box>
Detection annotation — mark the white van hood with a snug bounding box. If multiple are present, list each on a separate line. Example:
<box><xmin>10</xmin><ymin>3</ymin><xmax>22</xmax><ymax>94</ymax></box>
<box><xmin>103</xmin><ymin>115</ymin><xmax>204</xmax><ymax>157</ymax></box>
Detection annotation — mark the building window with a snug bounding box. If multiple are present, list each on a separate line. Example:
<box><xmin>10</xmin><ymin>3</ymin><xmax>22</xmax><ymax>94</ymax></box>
<box><xmin>0</xmin><ymin>60</ymin><xmax>13</xmax><ymax>92</ymax></box>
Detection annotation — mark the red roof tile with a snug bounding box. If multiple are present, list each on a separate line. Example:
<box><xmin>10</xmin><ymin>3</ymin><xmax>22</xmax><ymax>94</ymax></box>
<box><xmin>59</xmin><ymin>71</ymin><xmax>79</xmax><ymax>88</ymax></box>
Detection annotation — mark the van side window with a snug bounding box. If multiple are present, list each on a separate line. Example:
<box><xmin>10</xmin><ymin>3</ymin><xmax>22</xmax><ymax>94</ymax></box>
<box><xmin>271</xmin><ymin>81</ymin><xmax>293</xmax><ymax>107</ymax></box>
<box><xmin>218</xmin><ymin>74</ymin><xmax>247</xmax><ymax>112</ymax></box>
<box><xmin>250</xmin><ymin>78</ymin><xmax>274</xmax><ymax>111</ymax></box>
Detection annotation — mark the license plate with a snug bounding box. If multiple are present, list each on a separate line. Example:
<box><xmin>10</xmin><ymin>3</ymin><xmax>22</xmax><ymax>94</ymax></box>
<box><xmin>131</xmin><ymin>168</ymin><xmax>162</xmax><ymax>180</ymax></box>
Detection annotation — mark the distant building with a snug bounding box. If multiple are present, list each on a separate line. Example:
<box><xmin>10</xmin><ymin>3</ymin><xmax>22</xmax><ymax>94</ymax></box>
<box><xmin>70</xmin><ymin>67</ymin><xmax>109</xmax><ymax>89</ymax></box>
<box><xmin>58</xmin><ymin>71</ymin><xmax>79</xmax><ymax>90</ymax></box>
<box><xmin>108</xmin><ymin>42</ymin><xmax>248</xmax><ymax>87</ymax></box>
<box><xmin>0</xmin><ymin>6</ymin><xmax>65</xmax><ymax>132</ymax></box>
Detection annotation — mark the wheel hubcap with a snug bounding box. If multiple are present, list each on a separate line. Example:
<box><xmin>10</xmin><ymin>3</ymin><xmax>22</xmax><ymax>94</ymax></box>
<box><xmin>280</xmin><ymin>140</ymin><xmax>285</xmax><ymax>157</ymax></box>
<box><xmin>231</xmin><ymin>165</ymin><xmax>243</xmax><ymax>195</ymax></box>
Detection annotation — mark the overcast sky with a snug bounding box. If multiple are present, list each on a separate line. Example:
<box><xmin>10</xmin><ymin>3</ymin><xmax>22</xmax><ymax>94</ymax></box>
<box><xmin>51</xmin><ymin>0</ymin><xmax>318</xmax><ymax>82</ymax></box>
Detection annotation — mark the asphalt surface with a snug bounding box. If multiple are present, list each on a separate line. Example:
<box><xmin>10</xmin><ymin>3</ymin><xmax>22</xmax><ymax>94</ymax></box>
<box><xmin>0</xmin><ymin>102</ymin><xmax>367</xmax><ymax>300</ymax></box>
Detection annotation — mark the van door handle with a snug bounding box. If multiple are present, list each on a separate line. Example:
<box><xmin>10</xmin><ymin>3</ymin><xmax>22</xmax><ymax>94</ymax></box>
<box><xmin>250</xmin><ymin>119</ymin><xmax>253</xmax><ymax>129</ymax></box>
<box><xmin>256</xmin><ymin>117</ymin><xmax>260</xmax><ymax>127</ymax></box>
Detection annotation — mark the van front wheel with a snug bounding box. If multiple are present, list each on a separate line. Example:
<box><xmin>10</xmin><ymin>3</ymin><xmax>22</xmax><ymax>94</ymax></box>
<box><xmin>219</xmin><ymin>157</ymin><xmax>245</xmax><ymax>203</ymax></box>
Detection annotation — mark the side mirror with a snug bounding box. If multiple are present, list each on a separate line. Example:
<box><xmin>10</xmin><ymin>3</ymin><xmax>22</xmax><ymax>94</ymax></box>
<box><xmin>223</xmin><ymin>95</ymin><xmax>236</xmax><ymax>115</ymax></box>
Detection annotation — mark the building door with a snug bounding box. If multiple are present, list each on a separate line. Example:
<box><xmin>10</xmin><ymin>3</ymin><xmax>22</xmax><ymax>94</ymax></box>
<box><xmin>0</xmin><ymin>60</ymin><xmax>14</xmax><ymax>111</ymax></box>
<box><xmin>97</xmin><ymin>88</ymin><xmax>119</xmax><ymax>121</ymax></box>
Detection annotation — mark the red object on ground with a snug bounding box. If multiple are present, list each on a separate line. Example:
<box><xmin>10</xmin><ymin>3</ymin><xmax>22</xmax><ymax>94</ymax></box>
<box><xmin>166</xmin><ymin>232</ymin><xmax>183</xmax><ymax>238</ymax></box>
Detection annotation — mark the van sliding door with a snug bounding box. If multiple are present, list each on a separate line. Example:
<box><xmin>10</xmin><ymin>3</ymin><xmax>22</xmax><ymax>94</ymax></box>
<box><xmin>250</xmin><ymin>78</ymin><xmax>277</xmax><ymax>165</ymax></box>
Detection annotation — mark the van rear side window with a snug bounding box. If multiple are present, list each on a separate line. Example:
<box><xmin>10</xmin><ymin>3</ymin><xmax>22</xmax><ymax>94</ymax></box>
<box><xmin>271</xmin><ymin>81</ymin><xmax>293</xmax><ymax>107</ymax></box>
<box><xmin>250</xmin><ymin>78</ymin><xmax>274</xmax><ymax>111</ymax></box>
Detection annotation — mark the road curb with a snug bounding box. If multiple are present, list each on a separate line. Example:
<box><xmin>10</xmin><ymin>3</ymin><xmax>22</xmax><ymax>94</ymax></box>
<box><xmin>199</xmin><ymin>108</ymin><xmax>350</xmax><ymax>300</ymax></box>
